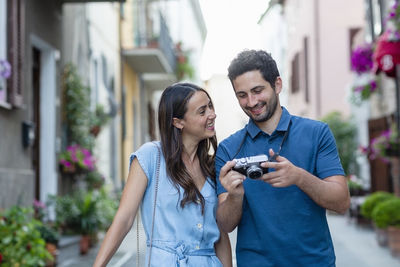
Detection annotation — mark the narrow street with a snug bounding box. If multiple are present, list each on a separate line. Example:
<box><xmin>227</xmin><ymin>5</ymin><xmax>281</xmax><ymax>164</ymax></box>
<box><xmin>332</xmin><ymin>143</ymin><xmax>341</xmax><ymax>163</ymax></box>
<box><xmin>58</xmin><ymin>213</ymin><xmax>400</xmax><ymax>266</ymax></box>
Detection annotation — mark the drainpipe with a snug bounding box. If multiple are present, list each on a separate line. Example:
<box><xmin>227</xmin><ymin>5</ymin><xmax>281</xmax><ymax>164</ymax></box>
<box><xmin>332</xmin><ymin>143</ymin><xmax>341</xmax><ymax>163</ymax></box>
<box><xmin>314</xmin><ymin>0</ymin><xmax>321</xmax><ymax>118</ymax></box>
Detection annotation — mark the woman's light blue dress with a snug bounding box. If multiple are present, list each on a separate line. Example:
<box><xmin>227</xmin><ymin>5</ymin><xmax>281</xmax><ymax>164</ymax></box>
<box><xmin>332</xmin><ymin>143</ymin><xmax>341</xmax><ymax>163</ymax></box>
<box><xmin>130</xmin><ymin>141</ymin><xmax>223</xmax><ymax>267</ymax></box>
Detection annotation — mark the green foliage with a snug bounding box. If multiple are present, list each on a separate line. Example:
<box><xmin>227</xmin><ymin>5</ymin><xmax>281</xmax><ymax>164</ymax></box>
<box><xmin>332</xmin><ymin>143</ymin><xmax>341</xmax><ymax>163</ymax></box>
<box><xmin>175</xmin><ymin>42</ymin><xmax>195</xmax><ymax>81</ymax></box>
<box><xmin>96</xmin><ymin>188</ymin><xmax>119</xmax><ymax>231</ymax></box>
<box><xmin>372</xmin><ymin>197</ymin><xmax>400</xmax><ymax>229</ymax></box>
<box><xmin>36</xmin><ymin>224</ymin><xmax>59</xmax><ymax>246</ymax></box>
<box><xmin>62</xmin><ymin>63</ymin><xmax>94</xmax><ymax>150</ymax></box>
<box><xmin>176</xmin><ymin>59</ymin><xmax>195</xmax><ymax>81</ymax></box>
<box><xmin>86</xmin><ymin>170</ymin><xmax>105</xmax><ymax>190</ymax></box>
<box><xmin>47</xmin><ymin>194</ymin><xmax>81</xmax><ymax>234</ymax></box>
<box><xmin>321</xmin><ymin>111</ymin><xmax>358</xmax><ymax>176</ymax></box>
<box><xmin>48</xmin><ymin>189</ymin><xmax>118</xmax><ymax>235</ymax></box>
<box><xmin>360</xmin><ymin>191</ymin><xmax>395</xmax><ymax>219</ymax></box>
<box><xmin>0</xmin><ymin>206</ymin><xmax>53</xmax><ymax>266</ymax></box>
<box><xmin>89</xmin><ymin>104</ymin><xmax>110</xmax><ymax>129</ymax></box>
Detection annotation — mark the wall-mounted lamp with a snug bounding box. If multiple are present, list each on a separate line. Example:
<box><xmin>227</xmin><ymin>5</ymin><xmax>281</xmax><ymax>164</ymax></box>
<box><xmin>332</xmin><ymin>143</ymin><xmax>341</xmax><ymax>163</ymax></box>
<box><xmin>22</xmin><ymin>121</ymin><xmax>35</xmax><ymax>148</ymax></box>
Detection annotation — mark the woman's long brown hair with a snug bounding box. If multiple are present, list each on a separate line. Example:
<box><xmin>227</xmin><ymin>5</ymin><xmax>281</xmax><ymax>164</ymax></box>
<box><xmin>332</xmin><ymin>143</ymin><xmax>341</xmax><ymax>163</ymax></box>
<box><xmin>158</xmin><ymin>83</ymin><xmax>217</xmax><ymax>213</ymax></box>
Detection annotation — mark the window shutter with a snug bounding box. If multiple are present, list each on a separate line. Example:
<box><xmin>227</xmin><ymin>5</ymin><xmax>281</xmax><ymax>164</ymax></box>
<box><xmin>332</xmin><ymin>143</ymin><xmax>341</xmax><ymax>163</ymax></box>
<box><xmin>7</xmin><ymin>0</ymin><xmax>25</xmax><ymax>108</ymax></box>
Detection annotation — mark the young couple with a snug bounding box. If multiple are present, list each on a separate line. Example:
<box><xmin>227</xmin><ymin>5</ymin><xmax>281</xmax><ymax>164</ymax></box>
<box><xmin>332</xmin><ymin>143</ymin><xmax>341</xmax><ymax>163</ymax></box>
<box><xmin>94</xmin><ymin>50</ymin><xmax>350</xmax><ymax>267</ymax></box>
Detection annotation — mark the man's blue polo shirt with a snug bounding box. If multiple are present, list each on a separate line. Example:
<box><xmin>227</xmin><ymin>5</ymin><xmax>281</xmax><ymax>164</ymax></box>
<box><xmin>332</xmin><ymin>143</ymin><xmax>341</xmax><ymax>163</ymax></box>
<box><xmin>215</xmin><ymin>107</ymin><xmax>344</xmax><ymax>267</ymax></box>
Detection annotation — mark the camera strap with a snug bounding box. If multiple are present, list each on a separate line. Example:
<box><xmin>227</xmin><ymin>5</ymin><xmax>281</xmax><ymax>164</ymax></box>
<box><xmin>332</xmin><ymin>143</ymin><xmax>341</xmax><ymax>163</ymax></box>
<box><xmin>231</xmin><ymin>120</ymin><xmax>292</xmax><ymax>160</ymax></box>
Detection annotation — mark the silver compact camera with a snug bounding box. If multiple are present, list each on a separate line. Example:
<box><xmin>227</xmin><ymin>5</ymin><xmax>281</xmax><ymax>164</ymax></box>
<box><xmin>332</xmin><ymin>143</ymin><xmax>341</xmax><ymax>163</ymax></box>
<box><xmin>233</xmin><ymin>154</ymin><xmax>269</xmax><ymax>179</ymax></box>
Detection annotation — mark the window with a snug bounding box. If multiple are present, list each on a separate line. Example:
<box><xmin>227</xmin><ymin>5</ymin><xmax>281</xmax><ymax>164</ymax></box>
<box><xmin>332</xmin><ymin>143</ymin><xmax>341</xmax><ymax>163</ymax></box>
<box><xmin>291</xmin><ymin>52</ymin><xmax>300</xmax><ymax>94</ymax></box>
<box><xmin>5</xmin><ymin>0</ymin><xmax>25</xmax><ymax>108</ymax></box>
<box><xmin>303</xmin><ymin>37</ymin><xmax>309</xmax><ymax>103</ymax></box>
<box><xmin>0</xmin><ymin>0</ymin><xmax>7</xmax><ymax>106</ymax></box>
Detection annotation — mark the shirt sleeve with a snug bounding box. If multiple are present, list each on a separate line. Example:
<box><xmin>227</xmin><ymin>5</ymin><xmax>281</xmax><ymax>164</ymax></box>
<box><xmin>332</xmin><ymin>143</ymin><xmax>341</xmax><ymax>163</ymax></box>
<box><xmin>215</xmin><ymin>144</ymin><xmax>230</xmax><ymax>195</ymax></box>
<box><xmin>129</xmin><ymin>142</ymin><xmax>159</xmax><ymax>184</ymax></box>
<box><xmin>316</xmin><ymin>123</ymin><xmax>345</xmax><ymax>178</ymax></box>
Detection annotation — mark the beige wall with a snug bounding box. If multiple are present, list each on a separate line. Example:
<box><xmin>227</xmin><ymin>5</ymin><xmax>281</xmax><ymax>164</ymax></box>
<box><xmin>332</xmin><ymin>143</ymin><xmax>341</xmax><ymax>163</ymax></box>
<box><xmin>122</xmin><ymin>62</ymin><xmax>140</xmax><ymax>181</ymax></box>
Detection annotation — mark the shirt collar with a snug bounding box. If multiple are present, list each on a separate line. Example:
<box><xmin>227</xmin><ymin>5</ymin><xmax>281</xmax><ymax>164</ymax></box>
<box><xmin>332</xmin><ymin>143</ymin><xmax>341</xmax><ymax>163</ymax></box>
<box><xmin>246</xmin><ymin>107</ymin><xmax>292</xmax><ymax>139</ymax></box>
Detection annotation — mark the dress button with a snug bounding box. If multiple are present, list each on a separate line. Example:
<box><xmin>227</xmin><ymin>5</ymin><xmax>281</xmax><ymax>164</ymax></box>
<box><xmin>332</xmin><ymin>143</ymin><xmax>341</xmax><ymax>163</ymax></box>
<box><xmin>197</xmin><ymin>223</ymin><xmax>202</xmax><ymax>229</ymax></box>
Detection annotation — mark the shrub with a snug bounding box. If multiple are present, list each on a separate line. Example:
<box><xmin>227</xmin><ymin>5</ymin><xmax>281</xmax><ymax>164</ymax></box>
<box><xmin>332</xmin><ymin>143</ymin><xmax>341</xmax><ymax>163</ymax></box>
<box><xmin>372</xmin><ymin>197</ymin><xmax>400</xmax><ymax>229</ymax></box>
<box><xmin>321</xmin><ymin>111</ymin><xmax>358</xmax><ymax>176</ymax></box>
<box><xmin>360</xmin><ymin>191</ymin><xmax>395</xmax><ymax>219</ymax></box>
<box><xmin>0</xmin><ymin>206</ymin><xmax>53</xmax><ymax>266</ymax></box>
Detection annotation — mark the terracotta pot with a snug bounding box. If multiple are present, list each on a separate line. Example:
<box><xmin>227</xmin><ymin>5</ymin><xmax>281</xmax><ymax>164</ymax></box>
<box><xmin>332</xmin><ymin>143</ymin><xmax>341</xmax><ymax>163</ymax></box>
<box><xmin>388</xmin><ymin>226</ymin><xmax>400</xmax><ymax>257</ymax></box>
<box><xmin>45</xmin><ymin>243</ymin><xmax>58</xmax><ymax>267</ymax></box>
<box><xmin>90</xmin><ymin>125</ymin><xmax>101</xmax><ymax>137</ymax></box>
<box><xmin>80</xmin><ymin>235</ymin><xmax>90</xmax><ymax>255</ymax></box>
<box><xmin>389</xmin><ymin>157</ymin><xmax>400</xmax><ymax>197</ymax></box>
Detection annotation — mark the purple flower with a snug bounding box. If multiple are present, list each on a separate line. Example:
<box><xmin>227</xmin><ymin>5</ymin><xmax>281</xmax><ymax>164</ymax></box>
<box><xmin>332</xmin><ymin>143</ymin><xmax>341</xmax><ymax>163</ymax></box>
<box><xmin>0</xmin><ymin>60</ymin><xmax>11</xmax><ymax>79</ymax></box>
<box><xmin>33</xmin><ymin>199</ymin><xmax>46</xmax><ymax>209</ymax></box>
<box><xmin>370</xmin><ymin>80</ymin><xmax>377</xmax><ymax>91</ymax></box>
<box><xmin>351</xmin><ymin>44</ymin><xmax>374</xmax><ymax>74</ymax></box>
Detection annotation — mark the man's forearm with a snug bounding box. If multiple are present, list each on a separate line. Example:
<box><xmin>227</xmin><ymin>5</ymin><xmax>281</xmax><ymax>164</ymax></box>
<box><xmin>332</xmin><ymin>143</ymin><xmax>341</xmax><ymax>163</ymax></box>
<box><xmin>217</xmin><ymin>193</ymin><xmax>244</xmax><ymax>233</ymax></box>
<box><xmin>296</xmin><ymin>168</ymin><xmax>350</xmax><ymax>214</ymax></box>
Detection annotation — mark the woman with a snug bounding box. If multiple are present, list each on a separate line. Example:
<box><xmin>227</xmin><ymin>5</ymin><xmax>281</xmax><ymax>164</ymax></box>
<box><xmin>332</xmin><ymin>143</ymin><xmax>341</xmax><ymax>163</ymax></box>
<box><xmin>93</xmin><ymin>83</ymin><xmax>232</xmax><ymax>266</ymax></box>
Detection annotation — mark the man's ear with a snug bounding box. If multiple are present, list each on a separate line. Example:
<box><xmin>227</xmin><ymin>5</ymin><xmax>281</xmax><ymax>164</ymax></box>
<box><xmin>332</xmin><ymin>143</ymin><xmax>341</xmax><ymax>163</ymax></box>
<box><xmin>172</xmin><ymin>117</ymin><xmax>184</xmax><ymax>130</ymax></box>
<box><xmin>274</xmin><ymin>77</ymin><xmax>283</xmax><ymax>94</ymax></box>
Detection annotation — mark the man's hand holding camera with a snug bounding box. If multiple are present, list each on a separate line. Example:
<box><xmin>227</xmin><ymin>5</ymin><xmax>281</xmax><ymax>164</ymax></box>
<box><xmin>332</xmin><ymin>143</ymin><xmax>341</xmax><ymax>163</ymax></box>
<box><xmin>260</xmin><ymin>149</ymin><xmax>302</xmax><ymax>187</ymax></box>
<box><xmin>219</xmin><ymin>161</ymin><xmax>246</xmax><ymax>197</ymax></box>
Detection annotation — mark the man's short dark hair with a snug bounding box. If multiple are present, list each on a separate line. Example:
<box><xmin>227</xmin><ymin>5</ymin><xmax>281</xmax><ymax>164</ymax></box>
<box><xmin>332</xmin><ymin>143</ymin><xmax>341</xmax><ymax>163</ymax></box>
<box><xmin>227</xmin><ymin>50</ymin><xmax>280</xmax><ymax>89</ymax></box>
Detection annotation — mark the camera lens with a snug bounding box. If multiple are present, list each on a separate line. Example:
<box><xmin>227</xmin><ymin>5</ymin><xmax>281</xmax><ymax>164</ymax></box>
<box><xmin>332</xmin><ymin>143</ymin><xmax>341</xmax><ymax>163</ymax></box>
<box><xmin>246</xmin><ymin>165</ymin><xmax>263</xmax><ymax>179</ymax></box>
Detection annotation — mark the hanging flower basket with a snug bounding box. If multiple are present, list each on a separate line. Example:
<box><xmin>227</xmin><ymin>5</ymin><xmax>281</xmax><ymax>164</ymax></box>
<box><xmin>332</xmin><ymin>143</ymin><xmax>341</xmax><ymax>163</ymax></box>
<box><xmin>373</xmin><ymin>1</ymin><xmax>400</xmax><ymax>77</ymax></box>
<box><xmin>373</xmin><ymin>31</ymin><xmax>400</xmax><ymax>77</ymax></box>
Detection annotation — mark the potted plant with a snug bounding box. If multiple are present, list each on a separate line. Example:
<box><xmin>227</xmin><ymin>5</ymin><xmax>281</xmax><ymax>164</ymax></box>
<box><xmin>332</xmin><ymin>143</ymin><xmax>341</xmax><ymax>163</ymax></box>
<box><xmin>0</xmin><ymin>59</ymin><xmax>11</xmax><ymax>92</ymax></box>
<box><xmin>74</xmin><ymin>190</ymin><xmax>101</xmax><ymax>254</ymax></box>
<box><xmin>86</xmin><ymin>169</ymin><xmax>105</xmax><ymax>190</ymax></box>
<box><xmin>62</xmin><ymin>63</ymin><xmax>94</xmax><ymax>150</ymax></box>
<box><xmin>89</xmin><ymin>104</ymin><xmax>110</xmax><ymax>137</ymax></box>
<box><xmin>59</xmin><ymin>144</ymin><xmax>96</xmax><ymax>174</ymax></box>
<box><xmin>47</xmin><ymin>194</ymin><xmax>81</xmax><ymax>234</ymax></box>
<box><xmin>373</xmin><ymin>1</ymin><xmax>400</xmax><ymax>77</ymax></box>
<box><xmin>361</xmin><ymin>191</ymin><xmax>395</xmax><ymax>246</ymax></box>
<box><xmin>349</xmin><ymin>43</ymin><xmax>378</xmax><ymax>104</ymax></box>
<box><xmin>36</xmin><ymin>224</ymin><xmax>60</xmax><ymax>267</ymax></box>
<box><xmin>175</xmin><ymin>42</ymin><xmax>195</xmax><ymax>81</ymax></box>
<box><xmin>0</xmin><ymin>206</ymin><xmax>53</xmax><ymax>266</ymax></box>
<box><xmin>321</xmin><ymin>111</ymin><xmax>359</xmax><ymax>176</ymax></box>
<box><xmin>372</xmin><ymin>197</ymin><xmax>400</xmax><ymax>256</ymax></box>
<box><xmin>347</xmin><ymin>175</ymin><xmax>365</xmax><ymax>196</ymax></box>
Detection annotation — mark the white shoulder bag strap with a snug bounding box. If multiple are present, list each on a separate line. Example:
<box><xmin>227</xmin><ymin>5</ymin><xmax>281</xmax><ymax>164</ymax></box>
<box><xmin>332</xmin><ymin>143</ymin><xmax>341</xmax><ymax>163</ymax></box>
<box><xmin>137</xmin><ymin>142</ymin><xmax>161</xmax><ymax>267</ymax></box>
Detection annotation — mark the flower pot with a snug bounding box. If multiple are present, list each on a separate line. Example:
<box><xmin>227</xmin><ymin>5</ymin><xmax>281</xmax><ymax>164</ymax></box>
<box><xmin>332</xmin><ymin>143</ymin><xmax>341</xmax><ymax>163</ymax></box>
<box><xmin>374</xmin><ymin>225</ymin><xmax>389</xmax><ymax>247</ymax></box>
<box><xmin>90</xmin><ymin>125</ymin><xmax>101</xmax><ymax>137</ymax></box>
<box><xmin>388</xmin><ymin>226</ymin><xmax>400</xmax><ymax>257</ymax></box>
<box><xmin>389</xmin><ymin>156</ymin><xmax>400</xmax><ymax>197</ymax></box>
<box><xmin>80</xmin><ymin>235</ymin><xmax>90</xmax><ymax>255</ymax></box>
<box><xmin>45</xmin><ymin>243</ymin><xmax>58</xmax><ymax>267</ymax></box>
<box><xmin>374</xmin><ymin>32</ymin><xmax>400</xmax><ymax>77</ymax></box>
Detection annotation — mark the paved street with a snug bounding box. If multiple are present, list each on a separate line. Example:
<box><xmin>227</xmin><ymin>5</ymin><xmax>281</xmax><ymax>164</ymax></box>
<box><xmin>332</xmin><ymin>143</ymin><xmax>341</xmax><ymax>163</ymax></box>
<box><xmin>328</xmin><ymin>213</ymin><xmax>400</xmax><ymax>267</ymax></box>
<box><xmin>58</xmin><ymin>213</ymin><xmax>400</xmax><ymax>266</ymax></box>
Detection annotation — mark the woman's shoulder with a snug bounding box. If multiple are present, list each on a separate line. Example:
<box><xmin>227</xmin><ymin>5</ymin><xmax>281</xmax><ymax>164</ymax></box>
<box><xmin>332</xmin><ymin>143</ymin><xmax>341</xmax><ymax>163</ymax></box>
<box><xmin>137</xmin><ymin>141</ymin><xmax>161</xmax><ymax>154</ymax></box>
<box><xmin>129</xmin><ymin>141</ymin><xmax>161</xmax><ymax>167</ymax></box>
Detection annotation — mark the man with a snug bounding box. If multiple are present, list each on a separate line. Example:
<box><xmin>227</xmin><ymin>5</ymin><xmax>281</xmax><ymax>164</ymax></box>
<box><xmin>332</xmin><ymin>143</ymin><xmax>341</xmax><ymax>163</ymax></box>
<box><xmin>216</xmin><ymin>50</ymin><xmax>350</xmax><ymax>266</ymax></box>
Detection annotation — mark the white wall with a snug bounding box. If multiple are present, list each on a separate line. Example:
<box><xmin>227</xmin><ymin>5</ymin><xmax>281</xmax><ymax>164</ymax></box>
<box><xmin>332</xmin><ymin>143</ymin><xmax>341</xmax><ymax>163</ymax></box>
<box><xmin>205</xmin><ymin>74</ymin><xmax>248</xmax><ymax>142</ymax></box>
<box><xmin>87</xmin><ymin>3</ymin><xmax>121</xmax><ymax>186</ymax></box>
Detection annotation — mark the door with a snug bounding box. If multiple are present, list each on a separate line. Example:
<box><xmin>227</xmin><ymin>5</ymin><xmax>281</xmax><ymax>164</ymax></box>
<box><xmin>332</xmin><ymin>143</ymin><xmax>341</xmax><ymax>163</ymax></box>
<box><xmin>32</xmin><ymin>47</ymin><xmax>41</xmax><ymax>200</ymax></box>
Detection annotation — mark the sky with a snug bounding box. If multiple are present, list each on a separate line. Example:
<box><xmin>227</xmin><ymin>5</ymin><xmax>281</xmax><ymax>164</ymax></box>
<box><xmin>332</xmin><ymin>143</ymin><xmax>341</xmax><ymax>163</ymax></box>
<box><xmin>199</xmin><ymin>0</ymin><xmax>271</xmax><ymax>80</ymax></box>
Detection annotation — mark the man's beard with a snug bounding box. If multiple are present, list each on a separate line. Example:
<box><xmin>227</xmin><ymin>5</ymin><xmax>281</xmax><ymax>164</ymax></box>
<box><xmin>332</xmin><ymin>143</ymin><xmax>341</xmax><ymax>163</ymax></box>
<box><xmin>244</xmin><ymin>94</ymin><xmax>278</xmax><ymax>123</ymax></box>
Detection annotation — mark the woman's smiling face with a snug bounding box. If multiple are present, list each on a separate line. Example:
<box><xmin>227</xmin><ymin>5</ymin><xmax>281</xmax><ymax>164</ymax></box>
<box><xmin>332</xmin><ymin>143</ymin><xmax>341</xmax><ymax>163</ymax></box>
<box><xmin>177</xmin><ymin>90</ymin><xmax>217</xmax><ymax>142</ymax></box>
